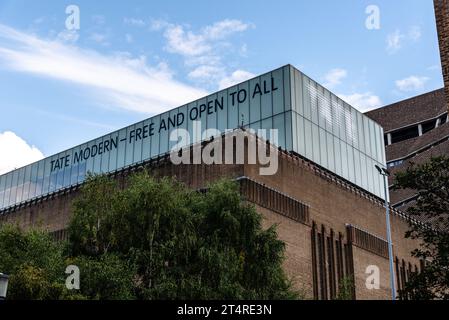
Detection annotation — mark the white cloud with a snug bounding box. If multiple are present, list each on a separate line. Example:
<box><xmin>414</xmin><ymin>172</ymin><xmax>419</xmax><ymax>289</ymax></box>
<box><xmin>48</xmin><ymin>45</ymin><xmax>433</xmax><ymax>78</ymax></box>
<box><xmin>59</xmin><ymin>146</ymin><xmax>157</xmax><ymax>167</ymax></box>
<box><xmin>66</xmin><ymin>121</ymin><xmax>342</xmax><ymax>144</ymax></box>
<box><xmin>160</xmin><ymin>19</ymin><xmax>252</xmax><ymax>57</ymax></box>
<box><xmin>153</xmin><ymin>19</ymin><xmax>253</xmax><ymax>89</ymax></box>
<box><xmin>125</xmin><ymin>33</ymin><xmax>133</xmax><ymax>43</ymax></box>
<box><xmin>202</xmin><ymin>20</ymin><xmax>253</xmax><ymax>40</ymax></box>
<box><xmin>89</xmin><ymin>32</ymin><xmax>108</xmax><ymax>45</ymax></box>
<box><xmin>0</xmin><ymin>131</ymin><xmax>44</xmax><ymax>174</ymax></box>
<box><xmin>395</xmin><ymin>76</ymin><xmax>429</xmax><ymax>92</ymax></box>
<box><xmin>408</xmin><ymin>26</ymin><xmax>422</xmax><ymax>41</ymax></box>
<box><xmin>57</xmin><ymin>29</ymin><xmax>79</xmax><ymax>43</ymax></box>
<box><xmin>386</xmin><ymin>29</ymin><xmax>404</xmax><ymax>54</ymax></box>
<box><xmin>124</xmin><ymin>17</ymin><xmax>146</xmax><ymax>27</ymax></box>
<box><xmin>0</xmin><ymin>23</ymin><xmax>207</xmax><ymax>114</ymax></box>
<box><xmin>164</xmin><ymin>25</ymin><xmax>211</xmax><ymax>56</ymax></box>
<box><xmin>219</xmin><ymin>70</ymin><xmax>255</xmax><ymax>90</ymax></box>
<box><xmin>386</xmin><ymin>26</ymin><xmax>422</xmax><ymax>54</ymax></box>
<box><xmin>427</xmin><ymin>65</ymin><xmax>440</xmax><ymax>71</ymax></box>
<box><xmin>92</xmin><ymin>15</ymin><xmax>106</xmax><ymax>26</ymax></box>
<box><xmin>338</xmin><ymin>93</ymin><xmax>382</xmax><ymax>112</ymax></box>
<box><xmin>188</xmin><ymin>65</ymin><xmax>224</xmax><ymax>82</ymax></box>
<box><xmin>323</xmin><ymin>68</ymin><xmax>347</xmax><ymax>89</ymax></box>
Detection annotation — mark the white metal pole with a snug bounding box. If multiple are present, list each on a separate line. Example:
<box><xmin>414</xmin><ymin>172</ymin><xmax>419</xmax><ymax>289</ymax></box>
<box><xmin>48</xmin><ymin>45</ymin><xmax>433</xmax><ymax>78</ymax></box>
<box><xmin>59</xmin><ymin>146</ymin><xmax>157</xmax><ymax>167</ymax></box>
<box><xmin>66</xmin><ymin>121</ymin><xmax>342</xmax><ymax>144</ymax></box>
<box><xmin>383</xmin><ymin>175</ymin><xmax>396</xmax><ymax>300</ymax></box>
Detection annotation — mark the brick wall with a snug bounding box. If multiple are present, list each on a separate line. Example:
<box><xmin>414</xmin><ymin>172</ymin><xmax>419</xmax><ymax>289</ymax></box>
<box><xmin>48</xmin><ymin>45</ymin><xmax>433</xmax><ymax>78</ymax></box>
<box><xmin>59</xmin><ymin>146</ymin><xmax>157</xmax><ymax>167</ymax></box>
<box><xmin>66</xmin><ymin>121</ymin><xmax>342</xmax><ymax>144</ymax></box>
<box><xmin>0</xmin><ymin>140</ymin><xmax>421</xmax><ymax>300</ymax></box>
<box><xmin>435</xmin><ymin>0</ymin><xmax>449</xmax><ymax>112</ymax></box>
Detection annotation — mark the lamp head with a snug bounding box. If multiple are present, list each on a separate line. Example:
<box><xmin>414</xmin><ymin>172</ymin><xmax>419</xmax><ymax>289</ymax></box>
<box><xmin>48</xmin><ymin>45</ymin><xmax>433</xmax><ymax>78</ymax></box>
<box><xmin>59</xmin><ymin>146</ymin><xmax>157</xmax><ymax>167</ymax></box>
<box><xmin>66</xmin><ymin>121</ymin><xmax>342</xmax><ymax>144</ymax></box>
<box><xmin>0</xmin><ymin>273</ymin><xmax>9</xmax><ymax>300</ymax></box>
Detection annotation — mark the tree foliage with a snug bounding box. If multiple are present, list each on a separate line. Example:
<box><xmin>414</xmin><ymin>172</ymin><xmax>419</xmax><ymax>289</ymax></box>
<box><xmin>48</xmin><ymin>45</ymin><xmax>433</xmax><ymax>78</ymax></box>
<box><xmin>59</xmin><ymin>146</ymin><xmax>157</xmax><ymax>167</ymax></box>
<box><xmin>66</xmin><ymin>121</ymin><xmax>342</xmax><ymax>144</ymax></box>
<box><xmin>0</xmin><ymin>225</ymin><xmax>78</xmax><ymax>299</ymax></box>
<box><xmin>0</xmin><ymin>170</ymin><xmax>296</xmax><ymax>300</ymax></box>
<box><xmin>394</xmin><ymin>156</ymin><xmax>449</xmax><ymax>300</ymax></box>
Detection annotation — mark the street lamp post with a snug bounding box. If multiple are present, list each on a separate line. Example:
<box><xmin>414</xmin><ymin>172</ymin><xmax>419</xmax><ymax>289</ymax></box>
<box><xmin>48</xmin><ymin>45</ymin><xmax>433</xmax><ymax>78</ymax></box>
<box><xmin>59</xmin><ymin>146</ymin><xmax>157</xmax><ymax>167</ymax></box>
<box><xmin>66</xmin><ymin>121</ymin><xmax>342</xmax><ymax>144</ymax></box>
<box><xmin>375</xmin><ymin>164</ymin><xmax>396</xmax><ymax>301</ymax></box>
<box><xmin>0</xmin><ymin>273</ymin><xmax>9</xmax><ymax>300</ymax></box>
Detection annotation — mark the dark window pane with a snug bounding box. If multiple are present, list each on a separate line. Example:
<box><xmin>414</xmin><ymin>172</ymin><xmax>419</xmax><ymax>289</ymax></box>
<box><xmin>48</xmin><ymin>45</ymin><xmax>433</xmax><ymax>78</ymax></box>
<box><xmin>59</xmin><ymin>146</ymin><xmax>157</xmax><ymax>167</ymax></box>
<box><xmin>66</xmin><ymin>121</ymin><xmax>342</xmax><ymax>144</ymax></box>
<box><xmin>391</xmin><ymin>126</ymin><xmax>419</xmax><ymax>144</ymax></box>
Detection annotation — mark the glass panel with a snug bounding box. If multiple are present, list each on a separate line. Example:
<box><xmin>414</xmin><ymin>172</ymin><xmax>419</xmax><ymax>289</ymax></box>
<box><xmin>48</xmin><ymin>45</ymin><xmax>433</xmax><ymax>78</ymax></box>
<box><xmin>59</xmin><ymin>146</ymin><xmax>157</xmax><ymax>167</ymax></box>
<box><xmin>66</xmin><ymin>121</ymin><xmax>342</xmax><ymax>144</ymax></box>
<box><xmin>4</xmin><ymin>173</ymin><xmax>12</xmax><ymax>208</ymax></box>
<box><xmin>284</xmin><ymin>111</ymin><xmax>292</xmax><ymax>151</ymax></box>
<box><xmin>363</xmin><ymin>116</ymin><xmax>371</xmax><ymax>157</ymax></box>
<box><xmin>125</xmin><ymin>124</ymin><xmax>135</xmax><ymax>166</ymax></box>
<box><xmin>326</xmin><ymin>132</ymin><xmax>335</xmax><ymax>172</ymax></box>
<box><xmin>23</xmin><ymin>165</ymin><xmax>31</xmax><ymax>203</ymax></box>
<box><xmin>319</xmin><ymin>129</ymin><xmax>328</xmax><ymax>169</ymax></box>
<box><xmin>16</xmin><ymin>167</ymin><xmax>25</xmax><ymax>203</ymax></box>
<box><xmin>142</xmin><ymin>118</ymin><xmax>153</xmax><ymax>161</ymax></box>
<box><xmin>36</xmin><ymin>160</ymin><xmax>45</xmax><ymax>197</ymax></box>
<box><xmin>261</xmin><ymin>117</ymin><xmax>273</xmax><ymax>137</ymax></box>
<box><xmin>347</xmin><ymin>145</ymin><xmax>355</xmax><ymax>183</ymax></box>
<box><xmin>217</xmin><ymin>91</ymin><xmax>228</xmax><ymax>132</ymax></box>
<box><xmin>334</xmin><ymin>136</ymin><xmax>342</xmax><ymax>176</ymax></box>
<box><xmin>63</xmin><ymin>150</ymin><xmax>72</xmax><ymax>187</ymax></box>
<box><xmin>71</xmin><ymin>146</ymin><xmax>81</xmax><ymax>185</ymax></box>
<box><xmin>100</xmin><ymin>135</ymin><xmax>111</xmax><ymax>173</ymax></box>
<box><xmin>351</xmin><ymin>108</ymin><xmax>359</xmax><ymax>149</ymax></box>
<box><xmin>238</xmin><ymin>82</ymin><xmax>250</xmax><ymax>126</ymax></box>
<box><xmin>261</xmin><ymin>73</ymin><xmax>272</xmax><ymax>120</ymax></box>
<box><xmin>249</xmin><ymin>78</ymin><xmax>261</xmax><ymax>123</ymax></box>
<box><xmin>302</xmin><ymin>76</ymin><xmax>311</xmax><ymax>120</ymax></box>
<box><xmin>297</xmin><ymin>115</ymin><xmax>306</xmax><ymax>157</ymax></box>
<box><xmin>85</xmin><ymin>141</ymin><xmax>95</xmax><ymax>175</ymax></box>
<box><xmin>273</xmin><ymin>113</ymin><xmax>285</xmax><ymax>148</ymax></box>
<box><xmin>108</xmin><ymin>134</ymin><xmax>119</xmax><ymax>171</ymax></box>
<box><xmin>344</xmin><ymin>103</ymin><xmax>352</xmax><ymax>145</ymax></box>
<box><xmin>304</xmin><ymin>118</ymin><xmax>313</xmax><ymax>160</ymax></box>
<box><xmin>284</xmin><ymin>65</ymin><xmax>292</xmax><ymax>112</ymax></box>
<box><xmin>272</xmin><ymin>68</ymin><xmax>284</xmax><ymax>115</ymax></box>
<box><xmin>227</xmin><ymin>86</ymin><xmax>239</xmax><ymax>129</ymax></box>
<box><xmin>78</xmin><ymin>162</ymin><xmax>86</xmax><ymax>183</ymax></box>
<box><xmin>360</xmin><ymin>154</ymin><xmax>368</xmax><ymax>191</ymax></box>
<box><xmin>133</xmin><ymin>122</ymin><xmax>144</xmax><ymax>164</ymax></box>
<box><xmin>312</xmin><ymin>123</ymin><xmax>320</xmax><ymax>164</ymax></box>
<box><xmin>117</xmin><ymin>128</ymin><xmax>127</xmax><ymax>167</ymax></box>
<box><xmin>10</xmin><ymin>170</ymin><xmax>18</xmax><ymax>205</ymax></box>
<box><xmin>340</xmin><ymin>140</ymin><xmax>349</xmax><ymax>179</ymax></box>
<box><xmin>293</xmin><ymin>70</ymin><xmax>301</xmax><ymax>115</ymax></box>
<box><xmin>357</xmin><ymin>112</ymin><xmax>365</xmax><ymax>154</ymax></box>
<box><xmin>354</xmin><ymin>149</ymin><xmax>362</xmax><ymax>186</ymax></box>
<box><xmin>310</xmin><ymin>81</ymin><xmax>319</xmax><ymax>125</ymax></box>
<box><xmin>369</xmin><ymin>119</ymin><xmax>376</xmax><ymax>160</ymax></box>
<box><xmin>291</xmin><ymin>111</ymin><xmax>298</xmax><ymax>151</ymax></box>
<box><xmin>0</xmin><ymin>174</ymin><xmax>5</xmax><ymax>209</ymax></box>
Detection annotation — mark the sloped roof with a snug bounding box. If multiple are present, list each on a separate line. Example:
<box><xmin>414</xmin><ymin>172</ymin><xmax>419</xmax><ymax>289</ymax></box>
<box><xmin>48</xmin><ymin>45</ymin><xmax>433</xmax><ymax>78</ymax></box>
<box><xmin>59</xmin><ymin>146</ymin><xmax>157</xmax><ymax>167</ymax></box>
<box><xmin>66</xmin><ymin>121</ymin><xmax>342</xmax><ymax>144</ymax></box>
<box><xmin>366</xmin><ymin>89</ymin><xmax>446</xmax><ymax>132</ymax></box>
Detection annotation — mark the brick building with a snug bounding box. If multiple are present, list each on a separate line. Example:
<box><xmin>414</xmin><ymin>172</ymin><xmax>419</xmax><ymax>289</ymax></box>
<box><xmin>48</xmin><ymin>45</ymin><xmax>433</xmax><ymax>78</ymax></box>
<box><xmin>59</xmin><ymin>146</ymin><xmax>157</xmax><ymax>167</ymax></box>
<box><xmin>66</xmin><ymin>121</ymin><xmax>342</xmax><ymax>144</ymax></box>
<box><xmin>3</xmin><ymin>0</ymin><xmax>447</xmax><ymax>302</ymax></box>
<box><xmin>0</xmin><ymin>65</ymin><xmax>421</xmax><ymax>300</ymax></box>
<box><xmin>435</xmin><ymin>0</ymin><xmax>449</xmax><ymax>111</ymax></box>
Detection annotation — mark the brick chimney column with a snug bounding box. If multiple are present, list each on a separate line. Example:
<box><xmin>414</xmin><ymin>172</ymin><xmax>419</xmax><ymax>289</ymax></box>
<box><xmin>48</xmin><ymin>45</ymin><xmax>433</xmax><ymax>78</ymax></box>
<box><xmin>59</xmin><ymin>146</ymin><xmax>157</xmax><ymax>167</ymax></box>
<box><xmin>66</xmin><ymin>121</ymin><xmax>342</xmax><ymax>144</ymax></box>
<box><xmin>435</xmin><ymin>0</ymin><xmax>449</xmax><ymax>112</ymax></box>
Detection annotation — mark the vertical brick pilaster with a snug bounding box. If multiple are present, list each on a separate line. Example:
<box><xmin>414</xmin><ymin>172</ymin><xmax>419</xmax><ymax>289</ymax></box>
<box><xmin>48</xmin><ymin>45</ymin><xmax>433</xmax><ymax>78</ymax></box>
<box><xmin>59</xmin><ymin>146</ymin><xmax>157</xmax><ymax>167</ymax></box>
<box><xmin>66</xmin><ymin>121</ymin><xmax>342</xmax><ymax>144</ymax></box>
<box><xmin>435</xmin><ymin>0</ymin><xmax>449</xmax><ymax>112</ymax></box>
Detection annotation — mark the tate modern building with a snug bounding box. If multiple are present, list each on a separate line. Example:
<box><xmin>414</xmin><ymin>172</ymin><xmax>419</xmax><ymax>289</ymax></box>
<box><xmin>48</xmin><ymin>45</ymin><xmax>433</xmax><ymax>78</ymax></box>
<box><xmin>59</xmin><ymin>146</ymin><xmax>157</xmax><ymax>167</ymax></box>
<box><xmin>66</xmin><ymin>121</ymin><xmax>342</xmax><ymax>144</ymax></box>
<box><xmin>0</xmin><ymin>65</ymin><xmax>420</xmax><ymax>300</ymax></box>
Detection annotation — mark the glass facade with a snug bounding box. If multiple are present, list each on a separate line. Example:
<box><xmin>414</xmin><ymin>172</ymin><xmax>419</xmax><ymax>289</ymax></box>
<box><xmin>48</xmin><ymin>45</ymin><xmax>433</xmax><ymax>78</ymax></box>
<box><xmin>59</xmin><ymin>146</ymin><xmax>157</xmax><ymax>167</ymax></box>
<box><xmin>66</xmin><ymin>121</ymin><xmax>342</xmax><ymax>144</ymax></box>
<box><xmin>289</xmin><ymin>67</ymin><xmax>386</xmax><ymax>200</ymax></box>
<box><xmin>0</xmin><ymin>65</ymin><xmax>386</xmax><ymax>212</ymax></box>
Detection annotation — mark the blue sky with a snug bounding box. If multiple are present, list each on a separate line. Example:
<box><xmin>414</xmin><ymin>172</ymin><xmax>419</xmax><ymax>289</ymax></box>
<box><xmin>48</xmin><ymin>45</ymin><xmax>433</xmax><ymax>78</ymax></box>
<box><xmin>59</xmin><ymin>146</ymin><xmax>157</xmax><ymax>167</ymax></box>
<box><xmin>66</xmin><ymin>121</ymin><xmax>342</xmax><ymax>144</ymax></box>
<box><xmin>0</xmin><ymin>0</ymin><xmax>443</xmax><ymax>173</ymax></box>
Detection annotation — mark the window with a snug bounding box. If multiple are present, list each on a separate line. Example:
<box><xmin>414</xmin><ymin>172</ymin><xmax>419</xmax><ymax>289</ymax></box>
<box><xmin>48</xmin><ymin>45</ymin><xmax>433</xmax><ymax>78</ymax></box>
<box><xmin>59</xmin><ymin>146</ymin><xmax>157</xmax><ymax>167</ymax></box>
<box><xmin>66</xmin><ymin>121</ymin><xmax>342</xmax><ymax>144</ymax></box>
<box><xmin>387</xmin><ymin>159</ymin><xmax>404</xmax><ymax>168</ymax></box>
<box><xmin>391</xmin><ymin>126</ymin><xmax>419</xmax><ymax>144</ymax></box>
<box><xmin>422</xmin><ymin>120</ymin><xmax>437</xmax><ymax>134</ymax></box>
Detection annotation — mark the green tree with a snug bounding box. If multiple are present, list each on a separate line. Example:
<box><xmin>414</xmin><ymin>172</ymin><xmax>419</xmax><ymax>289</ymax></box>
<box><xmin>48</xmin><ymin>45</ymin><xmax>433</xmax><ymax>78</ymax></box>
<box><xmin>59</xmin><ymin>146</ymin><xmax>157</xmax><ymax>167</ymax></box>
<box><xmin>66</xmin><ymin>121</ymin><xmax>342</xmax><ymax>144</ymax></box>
<box><xmin>0</xmin><ymin>225</ymin><xmax>78</xmax><ymax>300</ymax></box>
<box><xmin>394</xmin><ymin>156</ymin><xmax>449</xmax><ymax>300</ymax></box>
<box><xmin>68</xmin><ymin>170</ymin><xmax>297</xmax><ymax>300</ymax></box>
